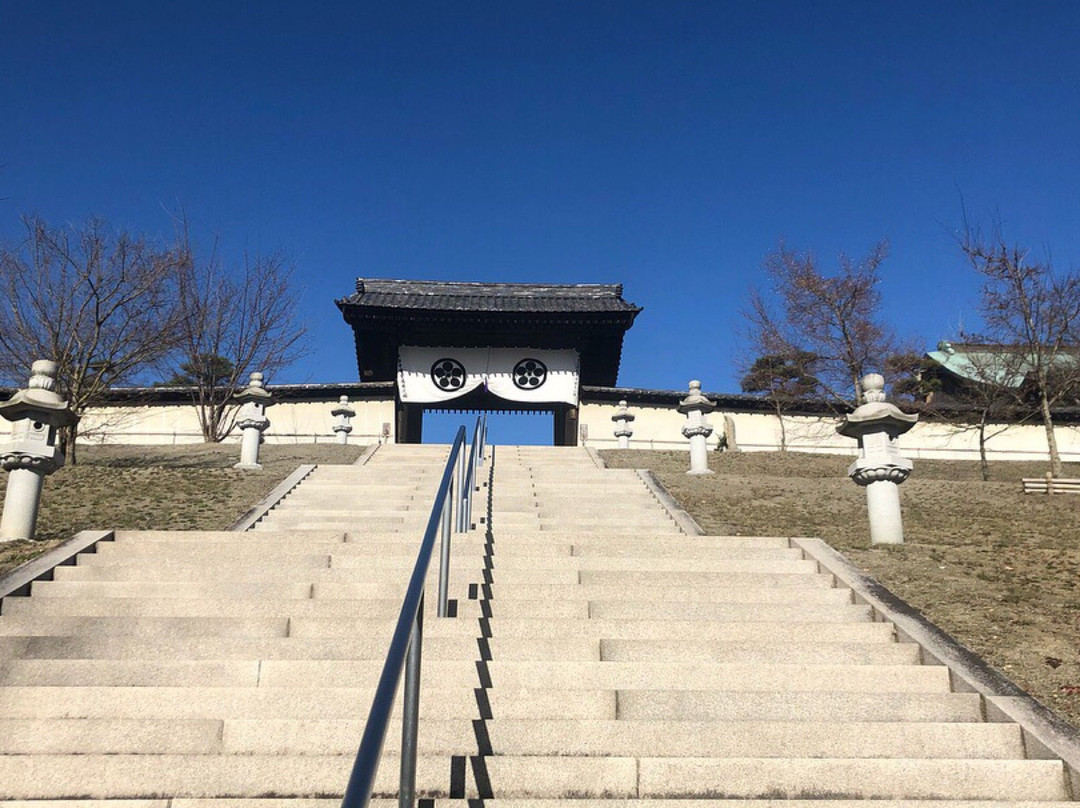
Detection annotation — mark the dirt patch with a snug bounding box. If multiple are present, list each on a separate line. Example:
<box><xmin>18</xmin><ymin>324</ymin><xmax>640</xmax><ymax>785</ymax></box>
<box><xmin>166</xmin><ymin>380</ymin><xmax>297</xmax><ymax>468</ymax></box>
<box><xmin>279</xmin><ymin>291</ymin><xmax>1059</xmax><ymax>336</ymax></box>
<box><xmin>602</xmin><ymin>448</ymin><xmax>1080</xmax><ymax>728</ymax></box>
<box><xmin>0</xmin><ymin>442</ymin><xmax>363</xmax><ymax>577</ymax></box>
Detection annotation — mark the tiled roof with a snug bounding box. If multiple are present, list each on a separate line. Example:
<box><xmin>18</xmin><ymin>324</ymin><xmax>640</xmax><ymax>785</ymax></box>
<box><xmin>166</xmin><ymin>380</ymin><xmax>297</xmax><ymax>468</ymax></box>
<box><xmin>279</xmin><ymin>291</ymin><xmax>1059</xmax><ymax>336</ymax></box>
<box><xmin>338</xmin><ymin>278</ymin><xmax>641</xmax><ymax>314</ymax></box>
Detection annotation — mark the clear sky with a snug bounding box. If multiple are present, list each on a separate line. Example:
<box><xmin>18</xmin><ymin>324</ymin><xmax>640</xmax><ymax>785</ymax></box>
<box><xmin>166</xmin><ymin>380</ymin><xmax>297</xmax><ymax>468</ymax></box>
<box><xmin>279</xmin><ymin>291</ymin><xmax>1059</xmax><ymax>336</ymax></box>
<box><xmin>3</xmin><ymin>1</ymin><xmax>1080</xmax><ymax>442</ymax></box>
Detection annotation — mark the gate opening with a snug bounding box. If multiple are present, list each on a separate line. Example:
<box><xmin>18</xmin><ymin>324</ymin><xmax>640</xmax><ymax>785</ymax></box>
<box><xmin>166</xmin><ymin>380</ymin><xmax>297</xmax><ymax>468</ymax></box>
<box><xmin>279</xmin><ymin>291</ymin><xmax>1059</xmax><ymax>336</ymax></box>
<box><xmin>422</xmin><ymin>409</ymin><xmax>554</xmax><ymax>446</ymax></box>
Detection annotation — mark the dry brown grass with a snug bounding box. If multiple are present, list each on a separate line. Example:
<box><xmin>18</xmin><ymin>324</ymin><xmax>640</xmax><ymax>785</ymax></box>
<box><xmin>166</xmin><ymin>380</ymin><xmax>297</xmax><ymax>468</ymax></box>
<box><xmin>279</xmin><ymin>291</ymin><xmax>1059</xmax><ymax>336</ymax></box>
<box><xmin>0</xmin><ymin>442</ymin><xmax>363</xmax><ymax>576</ymax></box>
<box><xmin>602</xmin><ymin>448</ymin><xmax>1080</xmax><ymax>728</ymax></box>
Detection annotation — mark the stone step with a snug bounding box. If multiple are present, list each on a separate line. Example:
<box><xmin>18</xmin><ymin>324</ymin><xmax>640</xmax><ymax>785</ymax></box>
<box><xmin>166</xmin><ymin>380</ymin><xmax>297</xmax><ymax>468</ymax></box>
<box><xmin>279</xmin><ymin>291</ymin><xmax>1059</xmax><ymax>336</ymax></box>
<box><xmin>0</xmin><ymin>687</ymin><xmax>980</xmax><ymax>725</ymax></box>
<box><xmin>85</xmin><ymin>544</ymin><xmax>821</xmax><ymax>568</ymax></box>
<box><xmin>0</xmin><ymin>596</ymin><xmax>579</xmax><ymax>618</ymax></box>
<box><xmin>585</xmin><ymin>602</ymin><xmax>872</xmax><ymax>623</ymax></box>
<box><xmin>289</xmin><ymin>618</ymin><xmax>898</xmax><ymax>643</ymax></box>
<box><xmin>5</xmin><ymin>801</ymin><xmax>1075</xmax><ymax>808</ymax></box>
<box><xmin>110</xmin><ymin>529</ymin><xmax>780</xmax><ymax>547</ymax></box>
<box><xmin>0</xmin><ymin>634</ymin><xmax>918</xmax><ymax>666</ymax></box>
<box><xmin>16</xmin><ymin>592</ymin><xmax>865</xmax><ymax>623</ymax></box>
<box><xmin>475</xmin><ymin>660</ymin><xmax>950</xmax><ymax>692</ymax></box>
<box><xmin>0</xmin><ymin>753</ymin><xmax>399</xmax><ymax>799</ymax></box>
<box><xmin>29</xmin><ymin>566</ymin><xmax>574</xmax><ymax>591</ymax></box>
<box><xmin>2</xmin><ymin>754</ymin><xmax>1060</xmax><ymax>800</ymax></box>
<box><xmin>256</xmin><ymin>519</ymin><xmax>416</xmax><ymax>531</ymax></box>
<box><xmin>91</xmin><ymin>536</ymin><xmax>798</xmax><ymax>559</ymax></box>
<box><xmin>577</xmin><ymin>569</ymin><xmax>826</xmax><ymax>586</ymax></box>
<box><xmin>44</xmin><ymin>566</ymin><xmax>481</xmax><ymax>587</ymax></box>
<box><xmin>110</xmin><ymin>530</ymin><xmax>348</xmax><ymax>543</ymax></box>
<box><xmin>616</xmin><ymin>690</ymin><xmax>983</xmax><ymax>722</ymax></box>
<box><xmin>0</xmin><ymin>615</ymin><xmax>292</xmax><ymax>638</ymax></box>
<box><xmin>0</xmin><ymin>685</ymin><xmax>612</xmax><ymax>720</ymax></box>
<box><xmin>4</xmin><ymin>717</ymin><xmax>1017</xmax><ymax>759</ymax></box>
<box><xmin>0</xmin><ymin>659</ymin><xmax>948</xmax><ymax>690</ymax></box>
<box><xmin>310</xmin><ymin>583</ymin><xmax>852</xmax><ymax>604</ymax></box>
<box><xmin>599</xmin><ymin>640</ymin><xmax>919</xmax><ymax>665</ymax></box>
<box><xmin>271</xmin><ymin>494</ymin><xmax>420</xmax><ymax>505</ymax></box>
<box><xmin>6</xmin><ymin>634</ymin><xmax>600</xmax><ymax>662</ymax></box>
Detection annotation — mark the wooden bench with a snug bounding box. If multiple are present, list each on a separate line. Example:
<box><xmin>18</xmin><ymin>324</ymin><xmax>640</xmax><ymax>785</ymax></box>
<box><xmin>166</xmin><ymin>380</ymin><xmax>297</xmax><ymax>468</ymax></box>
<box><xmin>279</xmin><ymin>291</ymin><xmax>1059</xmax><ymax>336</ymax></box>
<box><xmin>1022</xmin><ymin>474</ymin><xmax>1080</xmax><ymax>494</ymax></box>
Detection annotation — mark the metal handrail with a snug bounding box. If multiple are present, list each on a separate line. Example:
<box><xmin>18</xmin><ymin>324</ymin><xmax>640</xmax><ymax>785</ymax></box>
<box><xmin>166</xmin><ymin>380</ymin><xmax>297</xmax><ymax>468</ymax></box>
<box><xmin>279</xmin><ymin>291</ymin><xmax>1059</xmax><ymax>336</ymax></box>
<box><xmin>340</xmin><ymin>419</ymin><xmax>485</xmax><ymax>808</ymax></box>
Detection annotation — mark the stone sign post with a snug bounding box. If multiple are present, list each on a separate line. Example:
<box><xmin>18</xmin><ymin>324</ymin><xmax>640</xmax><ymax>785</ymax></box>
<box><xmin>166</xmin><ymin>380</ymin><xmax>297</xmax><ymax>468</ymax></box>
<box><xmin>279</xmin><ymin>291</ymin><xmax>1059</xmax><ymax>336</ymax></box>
<box><xmin>331</xmin><ymin>395</ymin><xmax>356</xmax><ymax>445</ymax></box>
<box><xmin>0</xmin><ymin>360</ymin><xmax>78</xmax><ymax>541</ymax></box>
<box><xmin>837</xmin><ymin>373</ymin><xmax>917</xmax><ymax>545</ymax></box>
<box><xmin>234</xmin><ymin>372</ymin><xmax>273</xmax><ymax>470</ymax></box>
<box><xmin>611</xmin><ymin>400</ymin><xmax>634</xmax><ymax>449</ymax></box>
<box><xmin>678</xmin><ymin>380</ymin><xmax>715</xmax><ymax>475</ymax></box>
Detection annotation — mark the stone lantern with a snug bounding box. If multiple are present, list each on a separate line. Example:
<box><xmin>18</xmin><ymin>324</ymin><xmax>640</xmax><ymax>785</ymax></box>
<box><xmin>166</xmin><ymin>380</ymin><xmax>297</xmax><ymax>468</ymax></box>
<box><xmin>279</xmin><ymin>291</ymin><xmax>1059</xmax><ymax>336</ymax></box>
<box><xmin>678</xmin><ymin>380</ymin><xmax>715</xmax><ymax>475</ymax></box>
<box><xmin>837</xmin><ymin>373</ymin><xmax>918</xmax><ymax>545</ymax></box>
<box><xmin>611</xmin><ymin>400</ymin><xmax>635</xmax><ymax>449</ymax></box>
<box><xmin>233</xmin><ymin>372</ymin><xmax>273</xmax><ymax>470</ymax></box>
<box><xmin>331</xmin><ymin>395</ymin><xmax>356</xmax><ymax>445</ymax></box>
<box><xmin>0</xmin><ymin>360</ymin><xmax>78</xmax><ymax>541</ymax></box>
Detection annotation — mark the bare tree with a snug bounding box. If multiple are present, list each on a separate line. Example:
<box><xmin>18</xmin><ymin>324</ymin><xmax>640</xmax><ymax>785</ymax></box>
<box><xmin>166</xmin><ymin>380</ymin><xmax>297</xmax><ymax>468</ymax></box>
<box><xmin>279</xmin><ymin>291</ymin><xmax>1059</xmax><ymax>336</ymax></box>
<box><xmin>745</xmin><ymin>240</ymin><xmax>898</xmax><ymax>405</ymax></box>
<box><xmin>961</xmin><ymin>223</ymin><xmax>1080</xmax><ymax>477</ymax></box>
<box><xmin>0</xmin><ymin>215</ymin><xmax>187</xmax><ymax>461</ymax></box>
<box><xmin>170</xmin><ymin>235</ymin><xmax>307</xmax><ymax>441</ymax></box>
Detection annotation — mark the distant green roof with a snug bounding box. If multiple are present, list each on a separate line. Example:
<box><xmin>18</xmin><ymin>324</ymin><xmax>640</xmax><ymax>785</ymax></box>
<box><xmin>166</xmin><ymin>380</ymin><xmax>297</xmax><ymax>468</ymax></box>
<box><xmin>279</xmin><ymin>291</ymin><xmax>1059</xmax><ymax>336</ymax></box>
<box><xmin>926</xmin><ymin>341</ymin><xmax>1077</xmax><ymax>388</ymax></box>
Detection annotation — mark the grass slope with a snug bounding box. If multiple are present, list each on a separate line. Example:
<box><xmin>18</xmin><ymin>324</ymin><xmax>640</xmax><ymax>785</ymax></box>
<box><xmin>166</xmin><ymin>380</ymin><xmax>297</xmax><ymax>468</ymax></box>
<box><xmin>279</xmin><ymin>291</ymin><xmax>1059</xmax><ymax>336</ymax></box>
<box><xmin>601</xmin><ymin>448</ymin><xmax>1080</xmax><ymax>729</ymax></box>
<box><xmin>0</xmin><ymin>443</ymin><xmax>363</xmax><ymax>576</ymax></box>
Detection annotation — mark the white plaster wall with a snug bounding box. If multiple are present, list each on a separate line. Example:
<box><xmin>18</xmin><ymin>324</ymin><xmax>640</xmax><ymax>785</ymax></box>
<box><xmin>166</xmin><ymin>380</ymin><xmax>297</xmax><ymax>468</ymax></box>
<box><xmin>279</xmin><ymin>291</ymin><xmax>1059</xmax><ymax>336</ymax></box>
<box><xmin>579</xmin><ymin>400</ymin><xmax>1080</xmax><ymax>463</ymax></box>
<box><xmin>0</xmin><ymin>399</ymin><xmax>397</xmax><ymax>446</ymax></box>
<box><xmin>3</xmin><ymin>393</ymin><xmax>1078</xmax><ymax>462</ymax></box>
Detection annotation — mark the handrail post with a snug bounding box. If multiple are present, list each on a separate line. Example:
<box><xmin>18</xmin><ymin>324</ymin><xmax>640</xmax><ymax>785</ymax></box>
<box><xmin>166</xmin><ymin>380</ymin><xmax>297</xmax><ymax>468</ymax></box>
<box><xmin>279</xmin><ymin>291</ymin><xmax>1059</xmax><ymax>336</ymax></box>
<box><xmin>398</xmin><ymin>592</ymin><xmax>424</xmax><ymax>808</ymax></box>
<box><xmin>437</xmin><ymin>480</ymin><xmax>452</xmax><ymax>618</ymax></box>
<box><xmin>459</xmin><ymin>444</ymin><xmax>467</xmax><ymax>532</ymax></box>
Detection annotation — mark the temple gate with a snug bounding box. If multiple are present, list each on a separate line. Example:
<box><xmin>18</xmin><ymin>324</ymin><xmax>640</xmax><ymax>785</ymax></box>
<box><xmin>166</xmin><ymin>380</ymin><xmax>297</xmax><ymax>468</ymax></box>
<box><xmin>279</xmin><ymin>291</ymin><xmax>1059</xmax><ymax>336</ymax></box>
<box><xmin>336</xmin><ymin>279</ymin><xmax>641</xmax><ymax>444</ymax></box>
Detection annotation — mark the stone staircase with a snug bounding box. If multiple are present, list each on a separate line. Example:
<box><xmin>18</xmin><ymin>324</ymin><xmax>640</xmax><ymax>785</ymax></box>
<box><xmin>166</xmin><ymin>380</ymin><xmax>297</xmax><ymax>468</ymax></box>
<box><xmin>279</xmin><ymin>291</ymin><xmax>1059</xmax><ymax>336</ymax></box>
<box><xmin>0</xmin><ymin>442</ymin><xmax>1075</xmax><ymax>805</ymax></box>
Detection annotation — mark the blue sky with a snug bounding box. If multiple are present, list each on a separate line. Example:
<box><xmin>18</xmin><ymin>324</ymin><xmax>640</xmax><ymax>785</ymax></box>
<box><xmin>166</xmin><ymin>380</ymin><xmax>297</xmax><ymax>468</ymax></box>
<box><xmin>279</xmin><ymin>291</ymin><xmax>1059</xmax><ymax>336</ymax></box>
<box><xmin>3</xmin><ymin>2</ymin><xmax>1080</xmax><ymax>442</ymax></box>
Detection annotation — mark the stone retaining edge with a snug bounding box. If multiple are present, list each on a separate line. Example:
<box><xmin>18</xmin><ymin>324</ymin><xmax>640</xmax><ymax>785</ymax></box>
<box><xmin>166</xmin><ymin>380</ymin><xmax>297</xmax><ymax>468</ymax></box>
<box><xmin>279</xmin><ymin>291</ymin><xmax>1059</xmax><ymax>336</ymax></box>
<box><xmin>634</xmin><ymin>469</ymin><xmax>705</xmax><ymax>537</ymax></box>
<box><xmin>794</xmin><ymin>535</ymin><xmax>1080</xmax><ymax>797</ymax></box>
<box><xmin>0</xmin><ymin>529</ymin><xmax>114</xmax><ymax>604</ymax></box>
<box><xmin>228</xmin><ymin>464</ymin><xmax>318</xmax><ymax>532</ymax></box>
<box><xmin>584</xmin><ymin>446</ymin><xmax>606</xmax><ymax>469</ymax></box>
<box><xmin>354</xmin><ymin>443</ymin><xmax>380</xmax><ymax>466</ymax></box>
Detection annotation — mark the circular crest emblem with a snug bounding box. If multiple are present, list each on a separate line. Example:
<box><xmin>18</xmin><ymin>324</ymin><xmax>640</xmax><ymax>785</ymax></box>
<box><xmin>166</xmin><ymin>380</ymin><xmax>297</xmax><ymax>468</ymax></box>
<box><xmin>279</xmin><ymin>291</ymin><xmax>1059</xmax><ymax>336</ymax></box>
<box><xmin>430</xmin><ymin>358</ymin><xmax>466</xmax><ymax>391</ymax></box>
<box><xmin>513</xmin><ymin>358</ymin><xmax>548</xmax><ymax>390</ymax></box>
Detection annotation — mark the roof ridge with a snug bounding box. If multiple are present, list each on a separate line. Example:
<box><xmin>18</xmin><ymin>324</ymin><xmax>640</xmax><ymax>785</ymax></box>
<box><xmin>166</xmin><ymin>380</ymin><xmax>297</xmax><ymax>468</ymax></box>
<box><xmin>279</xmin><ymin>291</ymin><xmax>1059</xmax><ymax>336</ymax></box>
<box><xmin>356</xmin><ymin>278</ymin><xmax>625</xmax><ymax>296</ymax></box>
